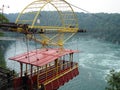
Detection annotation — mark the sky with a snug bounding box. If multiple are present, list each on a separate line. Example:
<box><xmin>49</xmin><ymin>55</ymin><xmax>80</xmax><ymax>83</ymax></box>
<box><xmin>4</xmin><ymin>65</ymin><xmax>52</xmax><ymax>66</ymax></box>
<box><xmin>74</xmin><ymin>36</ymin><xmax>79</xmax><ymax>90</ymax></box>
<box><xmin>0</xmin><ymin>0</ymin><xmax>120</xmax><ymax>14</ymax></box>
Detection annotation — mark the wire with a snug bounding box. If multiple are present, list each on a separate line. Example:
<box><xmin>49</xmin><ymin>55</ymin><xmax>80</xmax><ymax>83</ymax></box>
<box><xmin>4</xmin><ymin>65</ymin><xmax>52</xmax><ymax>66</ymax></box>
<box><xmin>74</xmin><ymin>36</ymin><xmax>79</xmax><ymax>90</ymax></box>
<box><xmin>68</xmin><ymin>2</ymin><xmax>119</xmax><ymax>31</ymax></box>
<box><xmin>69</xmin><ymin>3</ymin><xmax>104</xmax><ymax>20</ymax></box>
<box><xmin>24</xmin><ymin>34</ymin><xmax>32</xmax><ymax>76</ymax></box>
<box><xmin>12</xmin><ymin>32</ymin><xmax>17</xmax><ymax>70</ymax></box>
<box><xmin>70</xmin><ymin>3</ymin><xmax>90</xmax><ymax>13</ymax></box>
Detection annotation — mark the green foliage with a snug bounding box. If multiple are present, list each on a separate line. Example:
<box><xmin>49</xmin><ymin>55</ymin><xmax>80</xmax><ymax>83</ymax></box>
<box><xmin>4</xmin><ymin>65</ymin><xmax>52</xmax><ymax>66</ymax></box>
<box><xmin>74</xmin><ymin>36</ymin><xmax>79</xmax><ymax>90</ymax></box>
<box><xmin>106</xmin><ymin>69</ymin><xmax>120</xmax><ymax>90</ymax></box>
<box><xmin>5</xmin><ymin>12</ymin><xmax>120</xmax><ymax>31</ymax></box>
<box><xmin>0</xmin><ymin>40</ymin><xmax>12</xmax><ymax>68</ymax></box>
<box><xmin>5</xmin><ymin>12</ymin><xmax>120</xmax><ymax>44</ymax></box>
<box><xmin>0</xmin><ymin>32</ymin><xmax>4</xmax><ymax>36</ymax></box>
<box><xmin>0</xmin><ymin>49</ymin><xmax>6</xmax><ymax>68</ymax></box>
<box><xmin>0</xmin><ymin>27</ymin><xmax>5</xmax><ymax>67</ymax></box>
<box><xmin>0</xmin><ymin>13</ymin><xmax>9</xmax><ymax>23</ymax></box>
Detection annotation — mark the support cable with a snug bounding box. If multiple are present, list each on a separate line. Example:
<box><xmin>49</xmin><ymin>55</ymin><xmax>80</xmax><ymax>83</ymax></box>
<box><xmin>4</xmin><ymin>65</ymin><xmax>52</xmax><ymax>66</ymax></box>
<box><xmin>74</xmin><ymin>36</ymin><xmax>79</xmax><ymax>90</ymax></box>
<box><xmin>69</xmin><ymin>3</ymin><xmax>104</xmax><ymax>20</ymax></box>
<box><xmin>69</xmin><ymin>2</ymin><xmax>118</xmax><ymax>27</ymax></box>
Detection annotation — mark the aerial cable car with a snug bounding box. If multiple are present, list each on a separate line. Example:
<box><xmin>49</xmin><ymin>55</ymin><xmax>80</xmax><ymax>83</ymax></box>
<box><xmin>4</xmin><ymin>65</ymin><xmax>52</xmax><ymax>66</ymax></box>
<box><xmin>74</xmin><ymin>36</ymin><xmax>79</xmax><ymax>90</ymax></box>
<box><xmin>0</xmin><ymin>0</ymin><xmax>79</xmax><ymax>90</ymax></box>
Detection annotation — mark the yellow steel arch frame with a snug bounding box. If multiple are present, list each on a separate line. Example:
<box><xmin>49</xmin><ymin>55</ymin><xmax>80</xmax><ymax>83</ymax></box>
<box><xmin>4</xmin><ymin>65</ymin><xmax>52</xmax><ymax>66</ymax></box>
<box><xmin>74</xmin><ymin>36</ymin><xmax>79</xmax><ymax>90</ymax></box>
<box><xmin>49</xmin><ymin>2</ymin><xmax>64</xmax><ymax>27</ymax></box>
<box><xmin>15</xmin><ymin>0</ymin><xmax>79</xmax><ymax>49</ymax></box>
<box><xmin>15</xmin><ymin>0</ymin><xmax>37</xmax><ymax>23</ymax></box>
<box><xmin>31</xmin><ymin>1</ymin><xmax>64</xmax><ymax>47</ymax></box>
<box><xmin>16</xmin><ymin>0</ymin><xmax>78</xmax><ymax>29</ymax></box>
<box><xmin>31</xmin><ymin>1</ymin><xmax>49</xmax><ymax>28</ymax></box>
<box><xmin>63</xmin><ymin>0</ymin><xmax>79</xmax><ymax>28</ymax></box>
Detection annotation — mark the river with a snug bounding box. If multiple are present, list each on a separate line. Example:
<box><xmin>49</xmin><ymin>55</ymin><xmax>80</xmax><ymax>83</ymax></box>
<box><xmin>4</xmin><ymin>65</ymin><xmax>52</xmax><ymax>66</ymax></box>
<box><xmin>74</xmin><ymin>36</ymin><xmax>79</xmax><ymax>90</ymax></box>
<box><xmin>4</xmin><ymin>33</ymin><xmax>120</xmax><ymax>90</ymax></box>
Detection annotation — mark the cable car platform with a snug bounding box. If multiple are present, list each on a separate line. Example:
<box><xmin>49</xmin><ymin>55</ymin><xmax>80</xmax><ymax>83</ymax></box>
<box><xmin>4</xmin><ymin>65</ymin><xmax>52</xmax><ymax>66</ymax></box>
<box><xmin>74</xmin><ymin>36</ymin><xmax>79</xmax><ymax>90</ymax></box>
<box><xmin>8</xmin><ymin>48</ymin><xmax>79</xmax><ymax>90</ymax></box>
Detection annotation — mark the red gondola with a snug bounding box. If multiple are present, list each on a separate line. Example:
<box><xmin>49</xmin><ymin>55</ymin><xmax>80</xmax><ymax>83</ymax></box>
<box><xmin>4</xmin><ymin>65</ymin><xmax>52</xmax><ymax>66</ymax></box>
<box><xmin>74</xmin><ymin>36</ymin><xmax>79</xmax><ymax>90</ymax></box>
<box><xmin>9</xmin><ymin>48</ymin><xmax>79</xmax><ymax>90</ymax></box>
<box><xmin>0</xmin><ymin>0</ymin><xmax>80</xmax><ymax>90</ymax></box>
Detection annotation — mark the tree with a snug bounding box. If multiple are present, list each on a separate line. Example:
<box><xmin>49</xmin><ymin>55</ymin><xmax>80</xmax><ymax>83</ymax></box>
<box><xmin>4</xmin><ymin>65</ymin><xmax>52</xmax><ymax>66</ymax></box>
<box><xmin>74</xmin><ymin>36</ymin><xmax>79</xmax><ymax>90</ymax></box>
<box><xmin>106</xmin><ymin>69</ymin><xmax>120</xmax><ymax>90</ymax></box>
<box><xmin>0</xmin><ymin>14</ymin><xmax>9</xmax><ymax>23</ymax></box>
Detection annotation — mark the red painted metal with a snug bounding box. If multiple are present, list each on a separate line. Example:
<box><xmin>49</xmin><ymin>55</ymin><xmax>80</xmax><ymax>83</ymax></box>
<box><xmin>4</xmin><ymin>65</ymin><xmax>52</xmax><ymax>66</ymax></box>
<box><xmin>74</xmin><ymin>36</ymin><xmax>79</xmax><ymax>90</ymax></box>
<box><xmin>13</xmin><ymin>64</ymin><xmax>79</xmax><ymax>90</ymax></box>
<box><xmin>9</xmin><ymin>48</ymin><xmax>78</xmax><ymax>67</ymax></box>
<box><xmin>44</xmin><ymin>67</ymin><xmax>79</xmax><ymax>90</ymax></box>
<box><xmin>10</xmin><ymin>48</ymin><xmax>79</xmax><ymax>90</ymax></box>
<box><xmin>13</xmin><ymin>77</ymin><xmax>22</xmax><ymax>90</ymax></box>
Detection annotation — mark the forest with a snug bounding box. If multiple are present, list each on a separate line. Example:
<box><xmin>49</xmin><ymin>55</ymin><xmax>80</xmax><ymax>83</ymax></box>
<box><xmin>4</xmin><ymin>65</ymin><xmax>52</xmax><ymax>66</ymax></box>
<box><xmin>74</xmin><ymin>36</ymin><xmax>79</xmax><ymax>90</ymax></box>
<box><xmin>4</xmin><ymin>11</ymin><xmax>120</xmax><ymax>44</ymax></box>
<box><xmin>4</xmin><ymin>12</ymin><xmax>120</xmax><ymax>30</ymax></box>
<box><xmin>1</xmin><ymin>11</ymin><xmax>120</xmax><ymax>67</ymax></box>
<box><xmin>0</xmin><ymin>14</ymin><xmax>9</xmax><ymax>23</ymax></box>
<box><xmin>0</xmin><ymin>11</ymin><xmax>120</xmax><ymax>90</ymax></box>
<box><xmin>0</xmin><ymin>14</ymin><xmax>9</xmax><ymax>67</ymax></box>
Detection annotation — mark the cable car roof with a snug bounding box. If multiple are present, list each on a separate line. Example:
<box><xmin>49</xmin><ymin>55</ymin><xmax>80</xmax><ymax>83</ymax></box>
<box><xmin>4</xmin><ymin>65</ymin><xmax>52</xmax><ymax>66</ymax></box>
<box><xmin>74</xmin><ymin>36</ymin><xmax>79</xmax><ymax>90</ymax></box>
<box><xmin>9</xmin><ymin>48</ymin><xmax>78</xmax><ymax>67</ymax></box>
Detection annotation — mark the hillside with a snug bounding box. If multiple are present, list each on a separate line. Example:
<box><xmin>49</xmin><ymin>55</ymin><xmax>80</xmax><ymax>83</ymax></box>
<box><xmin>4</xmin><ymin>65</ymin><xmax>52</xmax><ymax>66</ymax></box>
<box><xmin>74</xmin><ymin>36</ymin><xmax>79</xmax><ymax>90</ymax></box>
<box><xmin>0</xmin><ymin>14</ymin><xmax>9</xmax><ymax>23</ymax></box>
<box><xmin>4</xmin><ymin>12</ymin><xmax>120</xmax><ymax>44</ymax></box>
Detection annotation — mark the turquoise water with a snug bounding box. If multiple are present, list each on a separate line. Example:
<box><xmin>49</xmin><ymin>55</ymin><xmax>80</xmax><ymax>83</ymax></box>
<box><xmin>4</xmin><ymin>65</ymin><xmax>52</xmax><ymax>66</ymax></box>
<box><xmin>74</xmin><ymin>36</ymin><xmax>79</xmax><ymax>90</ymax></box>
<box><xmin>59</xmin><ymin>34</ymin><xmax>120</xmax><ymax>90</ymax></box>
<box><xmin>5</xmin><ymin>34</ymin><xmax>120</xmax><ymax>90</ymax></box>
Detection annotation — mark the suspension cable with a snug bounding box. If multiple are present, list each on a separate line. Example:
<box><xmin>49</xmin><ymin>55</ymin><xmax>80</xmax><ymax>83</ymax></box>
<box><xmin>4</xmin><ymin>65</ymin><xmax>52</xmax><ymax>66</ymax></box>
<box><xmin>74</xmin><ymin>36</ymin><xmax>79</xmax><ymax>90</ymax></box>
<box><xmin>25</xmin><ymin>34</ymin><xmax>31</xmax><ymax>75</ymax></box>
<box><xmin>69</xmin><ymin>3</ymin><xmax>104</xmax><ymax>20</ymax></box>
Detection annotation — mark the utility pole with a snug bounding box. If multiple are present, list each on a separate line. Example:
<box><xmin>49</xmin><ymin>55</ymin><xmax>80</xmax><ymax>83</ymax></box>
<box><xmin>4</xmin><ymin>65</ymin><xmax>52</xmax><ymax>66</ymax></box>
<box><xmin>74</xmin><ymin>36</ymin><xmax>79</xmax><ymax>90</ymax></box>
<box><xmin>0</xmin><ymin>5</ymin><xmax>9</xmax><ymax>23</ymax></box>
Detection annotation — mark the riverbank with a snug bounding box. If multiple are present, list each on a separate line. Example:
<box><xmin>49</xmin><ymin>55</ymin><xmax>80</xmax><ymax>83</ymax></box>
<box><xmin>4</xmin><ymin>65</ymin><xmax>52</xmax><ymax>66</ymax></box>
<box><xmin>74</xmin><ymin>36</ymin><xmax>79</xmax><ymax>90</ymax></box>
<box><xmin>0</xmin><ymin>31</ymin><xmax>6</xmax><ymax>67</ymax></box>
<box><xmin>0</xmin><ymin>40</ymin><xmax>13</xmax><ymax>68</ymax></box>
<box><xmin>0</xmin><ymin>49</ymin><xmax>6</xmax><ymax>68</ymax></box>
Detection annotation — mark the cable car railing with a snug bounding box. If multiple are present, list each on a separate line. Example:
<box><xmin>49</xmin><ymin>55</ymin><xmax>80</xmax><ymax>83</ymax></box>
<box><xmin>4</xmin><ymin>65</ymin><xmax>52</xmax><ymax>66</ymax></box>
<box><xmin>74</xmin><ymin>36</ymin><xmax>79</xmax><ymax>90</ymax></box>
<box><xmin>14</xmin><ymin>59</ymin><xmax>78</xmax><ymax>77</ymax></box>
<box><xmin>36</xmin><ymin>60</ymin><xmax>78</xmax><ymax>88</ymax></box>
<box><xmin>12</xmin><ymin>59</ymin><xmax>78</xmax><ymax>90</ymax></box>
